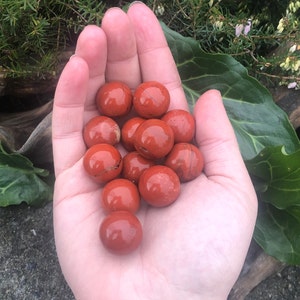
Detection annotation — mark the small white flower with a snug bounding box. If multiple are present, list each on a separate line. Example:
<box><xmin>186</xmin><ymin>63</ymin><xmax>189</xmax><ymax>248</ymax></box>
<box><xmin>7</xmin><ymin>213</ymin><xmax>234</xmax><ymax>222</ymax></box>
<box><xmin>155</xmin><ymin>4</ymin><xmax>165</xmax><ymax>16</ymax></box>
<box><xmin>289</xmin><ymin>1</ymin><xmax>296</xmax><ymax>13</ymax></box>
<box><xmin>214</xmin><ymin>20</ymin><xmax>223</xmax><ymax>30</ymax></box>
<box><xmin>289</xmin><ymin>44</ymin><xmax>297</xmax><ymax>53</ymax></box>
<box><xmin>235</xmin><ymin>24</ymin><xmax>244</xmax><ymax>37</ymax></box>
<box><xmin>277</xmin><ymin>18</ymin><xmax>285</xmax><ymax>33</ymax></box>
<box><xmin>288</xmin><ymin>82</ymin><xmax>297</xmax><ymax>89</ymax></box>
<box><xmin>243</xmin><ymin>19</ymin><xmax>252</xmax><ymax>35</ymax></box>
<box><xmin>293</xmin><ymin>60</ymin><xmax>300</xmax><ymax>72</ymax></box>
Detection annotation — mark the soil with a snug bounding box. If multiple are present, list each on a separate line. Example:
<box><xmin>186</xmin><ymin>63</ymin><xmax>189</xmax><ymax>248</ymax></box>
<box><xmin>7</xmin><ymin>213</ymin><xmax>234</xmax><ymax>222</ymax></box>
<box><xmin>0</xmin><ymin>203</ymin><xmax>73</xmax><ymax>300</ymax></box>
<box><xmin>246</xmin><ymin>266</ymin><xmax>300</xmax><ymax>299</ymax></box>
<box><xmin>1</xmin><ymin>202</ymin><xmax>300</xmax><ymax>300</ymax></box>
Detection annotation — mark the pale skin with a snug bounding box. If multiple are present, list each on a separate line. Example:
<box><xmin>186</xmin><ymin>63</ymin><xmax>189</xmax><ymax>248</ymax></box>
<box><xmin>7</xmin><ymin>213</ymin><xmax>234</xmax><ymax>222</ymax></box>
<box><xmin>52</xmin><ymin>3</ymin><xmax>258</xmax><ymax>300</ymax></box>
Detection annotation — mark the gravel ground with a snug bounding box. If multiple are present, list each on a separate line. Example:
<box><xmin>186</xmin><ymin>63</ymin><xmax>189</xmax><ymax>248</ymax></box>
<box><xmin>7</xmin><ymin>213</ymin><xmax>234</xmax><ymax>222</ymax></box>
<box><xmin>1</xmin><ymin>203</ymin><xmax>300</xmax><ymax>300</ymax></box>
<box><xmin>246</xmin><ymin>266</ymin><xmax>300</xmax><ymax>299</ymax></box>
<box><xmin>0</xmin><ymin>204</ymin><xmax>74</xmax><ymax>300</ymax></box>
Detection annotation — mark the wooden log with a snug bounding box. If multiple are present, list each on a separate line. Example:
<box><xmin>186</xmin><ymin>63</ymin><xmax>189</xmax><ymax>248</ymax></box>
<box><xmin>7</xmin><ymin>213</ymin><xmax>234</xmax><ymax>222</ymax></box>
<box><xmin>271</xmin><ymin>86</ymin><xmax>300</xmax><ymax>130</ymax></box>
<box><xmin>0</xmin><ymin>100</ymin><xmax>53</xmax><ymax>168</ymax></box>
<box><xmin>229</xmin><ymin>242</ymin><xmax>285</xmax><ymax>299</ymax></box>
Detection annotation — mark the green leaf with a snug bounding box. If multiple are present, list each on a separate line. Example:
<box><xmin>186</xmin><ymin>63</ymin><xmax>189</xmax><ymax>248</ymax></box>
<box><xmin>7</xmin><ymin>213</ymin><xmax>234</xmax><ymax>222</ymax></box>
<box><xmin>162</xmin><ymin>23</ymin><xmax>300</xmax><ymax>264</ymax></box>
<box><xmin>163</xmin><ymin>23</ymin><xmax>300</xmax><ymax>160</ymax></box>
<box><xmin>246</xmin><ymin>146</ymin><xmax>300</xmax><ymax>209</ymax></box>
<box><xmin>0</xmin><ymin>143</ymin><xmax>53</xmax><ymax>207</ymax></box>
<box><xmin>255</xmin><ymin>202</ymin><xmax>300</xmax><ymax>265</ymax></box>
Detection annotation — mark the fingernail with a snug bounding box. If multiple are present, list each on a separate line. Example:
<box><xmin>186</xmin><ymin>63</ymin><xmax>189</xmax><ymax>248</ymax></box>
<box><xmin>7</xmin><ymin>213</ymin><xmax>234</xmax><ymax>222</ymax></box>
<box><xmin>69</xmin><ymin>54</ymin><xmax>77</xmax><ymax>61</ymax></box>
<box><xmin>129</xmin><ymin>1</ymin><xmax>145</xmax><ymax>8</ymax></box>
<box><xmin>105</xmin><ymin>6</ymin><xmax>123</xmax><ymax>13</ymax></box>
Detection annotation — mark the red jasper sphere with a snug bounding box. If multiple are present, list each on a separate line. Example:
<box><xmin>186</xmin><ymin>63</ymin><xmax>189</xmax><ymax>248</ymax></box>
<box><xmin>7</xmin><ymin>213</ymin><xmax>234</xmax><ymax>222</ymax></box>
<box><xmin>161</xmin><ymin>109</ymin><xmax>195</xmax><ymax>143</ymax></box>
<box><xmin>165</xmin><ymin>143</ymin><xmax>204</xmax><ymax>182</ymax></box>
<box><xmin>138</xmin><ymin>165</ymin><xmax>180</xmax><ymax>207</ymax></box>
<box><xmin>121</xmin><ymin>117</ymin><xmax>145</xmax><ymax>151</ymax></box>
<box><xmin>133</xmin><ymin>81</ymin><xmax>170</xmax><ymax>118</ymax></box>
<box><xmin>83</xmin><ymin>143</ymin><xmax>123</xmax><ymax>184</ymax></box>
<box><xmin>102</xmin><ymin>178</ymin><xmax>140</xmax><ymax>214</ymax></box>
<box><xmin>99</xmin><ymin>211</ymin><xmax>143</xmax><ymax>254</ymax></box>
<box><xmin>83</xmin><ymin>115</ymin><xmax>120</xmax><ymax>148</ymax></box>
<box><xmin>133</xmin><ymin>119</ymin><xmax>174</xmax><ymax>160</ymax></box>
<box><xmin>96</xmin><ymin>81</ymin><xmax>132</xmax><ymax>118</ymax></box>
<box><xmin>122</xmin><ymin>151</ymin><xmax>155</xmax><ymax>184</ymax></box>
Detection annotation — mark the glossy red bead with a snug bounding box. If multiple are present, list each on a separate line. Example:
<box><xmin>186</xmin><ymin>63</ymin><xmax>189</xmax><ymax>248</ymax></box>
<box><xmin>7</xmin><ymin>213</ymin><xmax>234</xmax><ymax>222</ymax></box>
<box><xmin>133</xmin><ymin>119</ymin><xmax>174</xmax><ymax>159</ymax></box>
<box><xmin>121</xmin><ymin>117</ymin><xmax>145</xmax><ymax>151</ymax></box>
<box><xmin>161</xmin><ymin>109</ymin><xmax>195</xmax><ymax>143</ymax></box>
<box><xmin>133</xmin><ymin>81</ymin><xmax>170</xmax><ymax>118</ymax></box>
<box><xmin>102</xmin><ymin>178</ymin><xmax>140</xmax><ymax>214</ymax></box>
<box><xmin>96</xmin><ymin>81</ymin><xmax>132</xmax><ymax>118</ymax></box>
<box><xmin>99</xmin><ymin>211</ymin><xmax>143</xmax><ymax>254</ymax></box>
<box><xmin>138</xmin><ymin>165</ymin><xmax>181</xmax><ymax>207</ymax></box>
<box><xmin>83</xmin><ymin>143</ymin><xmax>123</xmax><ymax>184</ymax></box>
<box><xmin>165</xmin><ymin>143</ymin><xmax>204</xmax><ymax>182</ymax></box>
<box><xmin>122</xmin><ymin>151</ymin><xmax>155</xmax><ymax>184</ymax></box>
<box><xmin>83</xmin><ymin>115</ymin><xmax>120</xmax><ymax>148</ymax></box>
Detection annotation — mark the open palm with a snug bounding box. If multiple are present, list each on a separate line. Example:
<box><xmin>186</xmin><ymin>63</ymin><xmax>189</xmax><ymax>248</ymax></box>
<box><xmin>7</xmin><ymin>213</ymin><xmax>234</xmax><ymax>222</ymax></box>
<box><xmin>52</xmin><ymin>3</ymin><xmax>257</xmax><ymax>300</ymax></box>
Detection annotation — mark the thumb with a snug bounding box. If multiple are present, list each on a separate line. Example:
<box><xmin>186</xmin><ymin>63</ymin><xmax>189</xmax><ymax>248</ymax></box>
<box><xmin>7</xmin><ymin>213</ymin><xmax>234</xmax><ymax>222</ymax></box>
<box><xmin>52</xmin><ymin>56</ymin><xmax>89</xmax><ymax>176</ymax></box>
<box><xmin>193</xmin><ymin>89</ymin><xmax>249</xmax><ymax>184</ymax></box>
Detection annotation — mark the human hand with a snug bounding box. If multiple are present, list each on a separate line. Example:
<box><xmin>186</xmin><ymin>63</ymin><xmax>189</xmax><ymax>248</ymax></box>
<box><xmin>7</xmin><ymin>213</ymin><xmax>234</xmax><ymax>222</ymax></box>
<box><xmin>52</xmin><ymin>3</ymin><xmax>257</xmax><ymax>300</ymax></box>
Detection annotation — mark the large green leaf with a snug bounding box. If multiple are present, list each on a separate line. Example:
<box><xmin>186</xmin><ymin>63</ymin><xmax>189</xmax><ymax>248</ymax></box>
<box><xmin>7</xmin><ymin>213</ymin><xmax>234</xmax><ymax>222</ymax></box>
<box><xmin>246</xmin><ymin>146</ymin><xmax>300</xmax><ymax>264</ymax></box>
<box><xmin>0</xmin><ymin>143</ymin><xmax>53</xmax><ymax>207</ymax></box>
<box><xmin>255</xmin><ymin>202</ymin><xmax>300</xmax><ymax>265</ymax></box>
<box><xmin>162</xmin><ymin>23</ymin><xmax>300</xmax><ymax>264</ymax></box>
<box><xmin>163</xmin><ymin>23</ymin><xmax>300</xmax><ymax>161</ymax></box>
<box><xmin>246</xmin><ymin>146</ymin><xmax>300</xmax><ymax>209</ymax></box>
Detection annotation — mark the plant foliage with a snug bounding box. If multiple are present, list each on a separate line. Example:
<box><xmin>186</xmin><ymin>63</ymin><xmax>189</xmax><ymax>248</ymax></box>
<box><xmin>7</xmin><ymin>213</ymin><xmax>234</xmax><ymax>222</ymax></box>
<box><xmin>163</xmin><ymin>23</ymin><xmax>300</xmax><ymax>264</ymax></box>
<box><xmin>0</xmin><ymin>143</ymin><xmax>53</xmax><ymax>206</ymax></box>
<box><xmin>0</xmin><ymin>0</ymin><xmax>105</xmax><ymax>78</ymax></box>
<box><xmin>149</xmin><ymin>0</ymin><xmax>300</xmax><ymax>88</ymax></box>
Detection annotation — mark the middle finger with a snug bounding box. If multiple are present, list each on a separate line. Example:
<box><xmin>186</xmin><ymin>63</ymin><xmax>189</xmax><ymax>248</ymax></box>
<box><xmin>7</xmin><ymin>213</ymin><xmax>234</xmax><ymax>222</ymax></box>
<box><xmin>101</xmin><ymin>8</ymin><xmax>141</xmax><ymax>90</ymax></box>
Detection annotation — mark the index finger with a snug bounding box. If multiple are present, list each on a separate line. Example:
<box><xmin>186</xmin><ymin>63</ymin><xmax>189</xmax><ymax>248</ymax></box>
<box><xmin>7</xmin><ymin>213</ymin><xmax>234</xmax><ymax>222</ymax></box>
<box><xmin>127</xmin><ymin>3</ymin><xmax>188</xmax><ymax>111</ymax></box>
<box><xmin>75</xmin><ymin>25</ymin><xmax>107</xmax><ymax>109</ymax></box>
